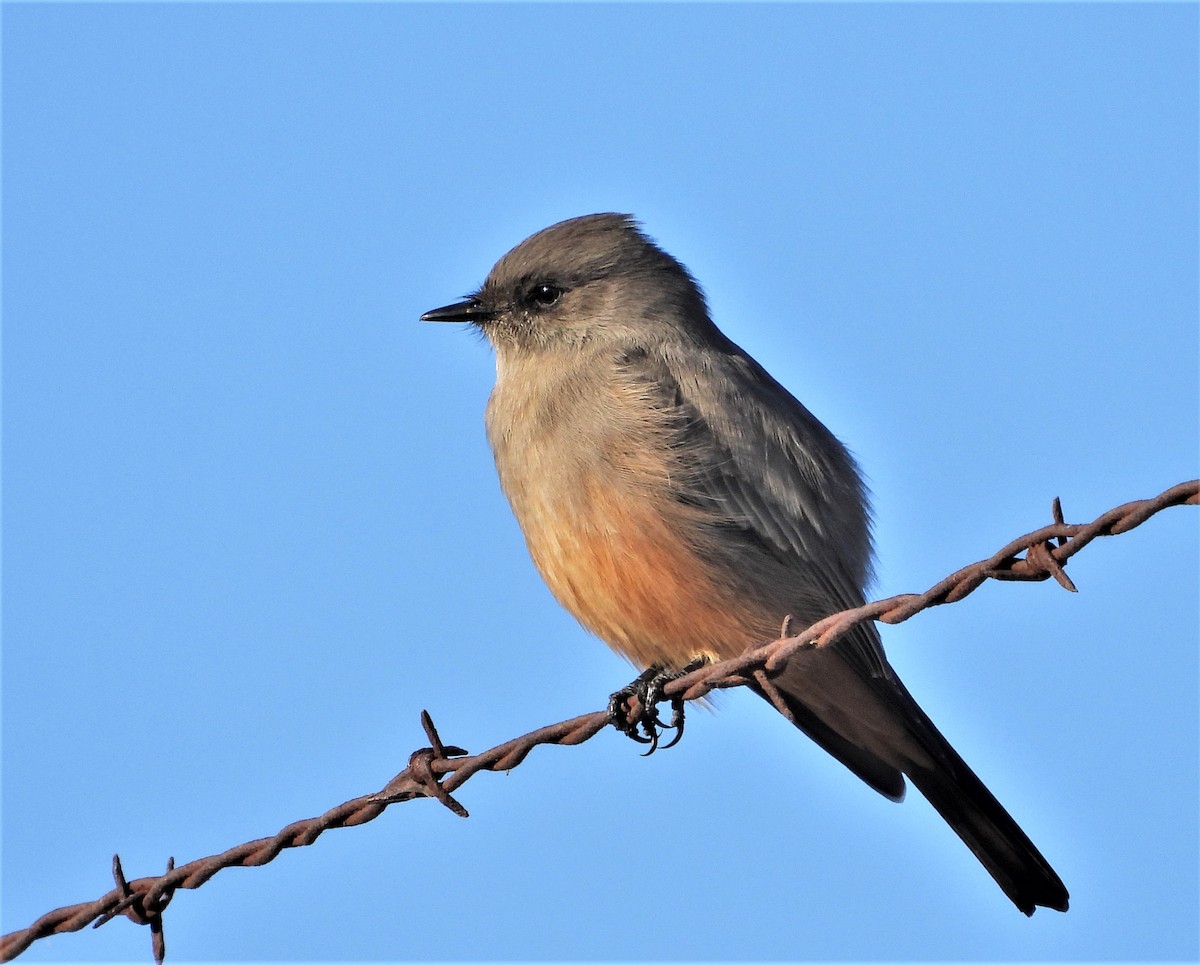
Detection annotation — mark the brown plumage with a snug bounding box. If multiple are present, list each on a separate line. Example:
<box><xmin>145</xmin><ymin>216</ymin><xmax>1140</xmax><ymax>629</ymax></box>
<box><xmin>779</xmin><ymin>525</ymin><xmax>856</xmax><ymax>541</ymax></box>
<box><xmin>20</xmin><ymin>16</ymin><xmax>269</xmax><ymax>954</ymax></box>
<box><xmin>422</xmin><ymin>213</ymin><xmax>1069</xmax><ymax>915</ymax></box>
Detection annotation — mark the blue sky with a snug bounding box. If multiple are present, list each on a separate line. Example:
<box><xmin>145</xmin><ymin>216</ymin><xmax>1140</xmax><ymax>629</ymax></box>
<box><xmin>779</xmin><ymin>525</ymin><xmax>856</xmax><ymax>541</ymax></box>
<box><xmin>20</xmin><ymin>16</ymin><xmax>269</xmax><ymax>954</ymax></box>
<box><xmin>3</xmin><ymin>3</ymin><xmax>1197</xmax><ymax>962</ymax></box>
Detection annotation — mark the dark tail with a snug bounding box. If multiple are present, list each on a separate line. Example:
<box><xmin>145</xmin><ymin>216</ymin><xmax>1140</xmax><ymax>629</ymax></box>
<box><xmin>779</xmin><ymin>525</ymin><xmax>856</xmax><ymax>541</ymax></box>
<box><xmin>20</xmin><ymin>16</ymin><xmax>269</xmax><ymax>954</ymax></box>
<box><xmin>757</xmin><ymin>646</ymin><xmax>1069</xmax><ymax>915</ymax></box>
<box><xmin>903</xmin><ymin>735</ymin><xmax>1069</xmax><ymax>915</ymax></box>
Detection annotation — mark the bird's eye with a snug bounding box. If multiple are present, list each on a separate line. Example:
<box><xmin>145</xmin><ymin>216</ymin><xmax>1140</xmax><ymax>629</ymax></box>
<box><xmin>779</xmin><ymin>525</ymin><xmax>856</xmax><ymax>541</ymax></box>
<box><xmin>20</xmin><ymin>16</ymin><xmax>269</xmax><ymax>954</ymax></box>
<box><xmin>528</xmin><ymin>284</ymin><xmax>563</xmax><ymax>308</ymax></box>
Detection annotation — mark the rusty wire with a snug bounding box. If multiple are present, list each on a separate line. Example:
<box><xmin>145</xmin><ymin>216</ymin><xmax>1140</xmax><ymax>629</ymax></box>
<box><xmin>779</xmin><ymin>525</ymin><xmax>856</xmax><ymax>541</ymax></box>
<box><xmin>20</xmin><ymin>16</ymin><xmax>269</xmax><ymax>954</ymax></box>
<box><xmin>3</xmin><ymin>479</ymin><xmax>1197</xmax><ymax>964</ymax></box>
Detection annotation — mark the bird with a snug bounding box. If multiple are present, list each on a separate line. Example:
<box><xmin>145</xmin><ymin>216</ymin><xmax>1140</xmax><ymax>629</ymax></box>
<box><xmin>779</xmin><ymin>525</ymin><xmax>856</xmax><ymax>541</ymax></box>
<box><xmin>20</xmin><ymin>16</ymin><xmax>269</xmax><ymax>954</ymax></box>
<box><xmin>421</xmin><ymin>212</ymin><xmax>1068</xmax><ymax>915</ymax></box>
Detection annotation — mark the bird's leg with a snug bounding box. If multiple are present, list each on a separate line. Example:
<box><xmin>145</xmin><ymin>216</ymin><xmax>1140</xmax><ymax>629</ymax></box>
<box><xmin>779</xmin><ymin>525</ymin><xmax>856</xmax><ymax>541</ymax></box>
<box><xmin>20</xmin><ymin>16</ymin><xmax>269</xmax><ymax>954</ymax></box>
<box><xmin>607</xmin><ymin>658</ymin><xmax>708</xmax><ymax>755</ymax></box>
<box><xmin>607</xmin><ymin>666</ymin><xmax>660</xmax><ymax>747</ymax></box>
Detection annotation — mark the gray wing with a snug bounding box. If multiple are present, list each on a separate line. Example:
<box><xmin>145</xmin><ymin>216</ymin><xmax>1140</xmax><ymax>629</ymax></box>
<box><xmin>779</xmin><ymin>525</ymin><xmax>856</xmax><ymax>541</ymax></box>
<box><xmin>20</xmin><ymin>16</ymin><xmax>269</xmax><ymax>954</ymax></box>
<box><xmin>617</xmin><ymin>341</ymin><xmax>889</xmax><ymax>681</ymax></box>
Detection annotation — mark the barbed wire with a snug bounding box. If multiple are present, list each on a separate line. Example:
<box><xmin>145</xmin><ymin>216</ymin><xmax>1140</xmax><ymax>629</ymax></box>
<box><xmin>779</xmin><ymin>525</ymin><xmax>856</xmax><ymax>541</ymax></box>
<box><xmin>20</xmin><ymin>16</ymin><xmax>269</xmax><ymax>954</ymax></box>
<box><xmin>4</xmin><ymin>479</ymin><xmax>1197</xmax><ymax>964</ymax></box>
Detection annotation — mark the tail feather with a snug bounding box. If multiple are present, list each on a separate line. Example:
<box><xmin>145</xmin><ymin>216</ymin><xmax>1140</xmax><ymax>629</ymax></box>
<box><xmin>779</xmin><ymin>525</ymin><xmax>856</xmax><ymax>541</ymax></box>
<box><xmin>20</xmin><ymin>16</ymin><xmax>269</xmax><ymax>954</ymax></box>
<box><xmin>905</xmin><ymin>749</ymin><xmax>1069</xmax><ymax>914</ymax></box>
<box><xmin>886</xmin><ymin>671</ymin><xmax>1069</xmax><ymax>914</ymax></box>
<box><xmin>764</xmin><ymin>646</ymin><xmax>1068</xmax><ymax>914</ymax></box>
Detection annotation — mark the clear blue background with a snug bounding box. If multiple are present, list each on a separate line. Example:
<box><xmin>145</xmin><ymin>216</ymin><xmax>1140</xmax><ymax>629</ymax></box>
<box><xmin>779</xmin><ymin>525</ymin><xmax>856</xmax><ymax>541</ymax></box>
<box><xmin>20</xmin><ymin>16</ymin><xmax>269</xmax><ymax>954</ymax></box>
<box><xmin>4</xmin><ymin>3</ymin><xmax>1197</xmax><ymax>962</ymax></box>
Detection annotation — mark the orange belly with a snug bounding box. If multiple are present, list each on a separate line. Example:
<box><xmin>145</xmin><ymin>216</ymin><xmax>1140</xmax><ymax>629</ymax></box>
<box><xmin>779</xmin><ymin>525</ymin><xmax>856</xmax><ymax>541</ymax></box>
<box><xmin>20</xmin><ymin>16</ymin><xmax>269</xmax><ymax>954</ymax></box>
<box><xmin>516</xmin><ymin>475</ymin><xmax>769</xmax><ymax>669</ymax></box>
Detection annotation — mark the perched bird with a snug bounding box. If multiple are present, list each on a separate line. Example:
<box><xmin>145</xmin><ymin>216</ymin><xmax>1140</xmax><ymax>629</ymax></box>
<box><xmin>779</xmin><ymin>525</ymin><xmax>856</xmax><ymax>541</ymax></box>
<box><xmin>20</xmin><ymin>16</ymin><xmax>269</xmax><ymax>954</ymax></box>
<box><xmin>422</xmin><ymin>213</ymin><xmax>1068</xmax><ymax>914</ymax></box>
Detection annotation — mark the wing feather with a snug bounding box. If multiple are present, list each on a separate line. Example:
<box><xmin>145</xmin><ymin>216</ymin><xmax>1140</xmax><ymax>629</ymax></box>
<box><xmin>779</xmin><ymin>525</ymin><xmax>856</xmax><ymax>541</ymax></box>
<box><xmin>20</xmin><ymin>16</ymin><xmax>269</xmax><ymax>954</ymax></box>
<box><xmin>617</xmin><ymin>341</ymin><xmax>888</xmax><ymax>680</ymax></box>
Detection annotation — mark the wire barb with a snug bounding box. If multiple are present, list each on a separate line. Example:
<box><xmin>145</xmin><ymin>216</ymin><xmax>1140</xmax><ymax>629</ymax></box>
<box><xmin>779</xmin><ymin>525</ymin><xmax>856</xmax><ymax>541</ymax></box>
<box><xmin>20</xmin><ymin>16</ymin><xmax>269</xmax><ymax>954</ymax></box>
<box><xmin>403</xmin><ymin>710</ymin><xmax>470</xmax><ymax>817</ymax></box>
<box><xmin>2</xmin><ymin>479</ymin><xmax>1196</xmax><ymax>964</ymax></box>
<box><xmin>90</xmin><ymin>855</ymin><xmax>174</xmax><ymax>965</ymax></box>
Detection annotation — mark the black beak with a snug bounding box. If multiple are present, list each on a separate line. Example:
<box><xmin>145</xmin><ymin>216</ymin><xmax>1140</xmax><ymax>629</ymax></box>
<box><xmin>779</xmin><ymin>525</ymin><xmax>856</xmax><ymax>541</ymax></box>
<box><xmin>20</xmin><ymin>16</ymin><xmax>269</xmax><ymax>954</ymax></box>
<box><xmin>420</xmin><ymin>299</ymin><xmax>496</xmax><ymax>323</ymax></box>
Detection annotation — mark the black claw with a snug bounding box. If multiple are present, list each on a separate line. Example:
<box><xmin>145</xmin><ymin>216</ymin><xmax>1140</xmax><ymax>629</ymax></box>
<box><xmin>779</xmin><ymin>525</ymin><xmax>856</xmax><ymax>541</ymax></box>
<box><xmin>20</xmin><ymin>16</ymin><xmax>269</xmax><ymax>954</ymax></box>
<box><xmin>659</xmin><ymin>697</ymin><xmax>687</xmax><ymax>750</ymax></box>
<box><xmin>607</xmin><ymin>659</ymin><xmax>706</xmax><ymax>754</ymax></box>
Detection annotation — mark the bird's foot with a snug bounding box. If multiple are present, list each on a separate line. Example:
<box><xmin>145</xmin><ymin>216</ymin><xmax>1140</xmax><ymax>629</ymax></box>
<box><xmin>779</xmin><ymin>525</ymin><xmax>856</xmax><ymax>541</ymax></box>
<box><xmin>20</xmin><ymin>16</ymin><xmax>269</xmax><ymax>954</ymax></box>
<box><xmin>607</xmin><ymin>659</ymin><xmax>707</xmax><ymax>755</ymax></box>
